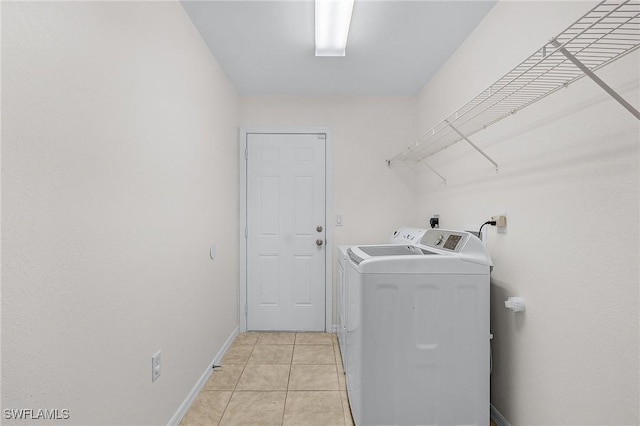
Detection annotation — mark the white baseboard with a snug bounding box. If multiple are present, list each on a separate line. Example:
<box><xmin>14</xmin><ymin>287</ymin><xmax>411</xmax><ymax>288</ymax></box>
<box><xmin>167</xmin><ymin>326</ymin><xmax>240</xmax><ymax>426</ymax></box>
<box><xmin>490</xmin><ymin>404</ymin><xmax>511</xmax><ymax>426</ymax></box>
<box><xmin>214</xmin><ymin>326</ymin><xmax>240</xmax><ymax>364</ymax></box>
<box><xmin>327</xmin><ymin>324</ymin><xmax>338</xmax><ymax>333</ymax></box>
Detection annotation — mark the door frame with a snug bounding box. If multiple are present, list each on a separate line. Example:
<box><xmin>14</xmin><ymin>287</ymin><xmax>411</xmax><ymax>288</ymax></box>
<box><xmin>239</xmin><ymin>127</ymin><xmax>333</xmax><ymax>332</ymax></box>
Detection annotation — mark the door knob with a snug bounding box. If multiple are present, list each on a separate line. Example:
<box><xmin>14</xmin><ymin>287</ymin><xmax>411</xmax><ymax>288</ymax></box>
<box><xmin>316</xmin><ymin>225</ymin><xmax>323</xmax><ymax>232</ymax></box>
<box><xmin>316</xmin><ymin>239</ymin><xmax>324</xmax><ymax>246</ymax></box>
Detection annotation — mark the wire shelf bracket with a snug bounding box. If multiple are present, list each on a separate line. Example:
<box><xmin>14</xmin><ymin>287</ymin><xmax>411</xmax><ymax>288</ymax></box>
<box><xmin>446</xmin><ymin>120</ymin><xmax>499</xmax><ymax>172</ymax></box>
<box><xmin>550</xmin><ymin>39</ymin><xmax>640</xmax><ymax>119</ymax></box>
<box><xmin>421</xmin><ymin>161</ymin><xmax>447</xmax><ymax>185</ymax></box>
<box><xmin>386</xmin><ymin>157</ymin><xmax>448</xmax><ymax>184</ymax></box>
<box><xmin>387</xmin><ymin>0</ymin><xmax>640</xmax><ymax>169</ymax></box>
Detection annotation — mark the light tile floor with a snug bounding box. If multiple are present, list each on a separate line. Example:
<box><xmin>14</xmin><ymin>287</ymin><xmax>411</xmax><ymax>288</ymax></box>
<box><xmin>180</xmin><ymin>332</ymin><xmax>353</xmax><ymax>426</ymax></box>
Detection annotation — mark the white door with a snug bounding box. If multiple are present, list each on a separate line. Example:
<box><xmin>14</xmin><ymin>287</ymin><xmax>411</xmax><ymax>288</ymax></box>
<box><xmin>246</xmin><ymin>133</ymin><xmax>326</xmax><ymax>331</ymax></box>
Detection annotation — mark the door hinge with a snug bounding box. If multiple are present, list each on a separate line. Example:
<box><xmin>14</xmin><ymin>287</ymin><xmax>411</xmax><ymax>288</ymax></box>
<box><xmin>244</xmin><ymin>226</ymin><xmax>248</xmax><ymax>238</ymax></box>
<box><xmin>245</xmin><ymin>148</ymin><xmax>248</xmax><ymax>160</ymax></box>
<box><xmin>244</xmin><ymin>304</ymin><xmax>248</xmax><ymax>316</ymax></box>
<box><xmin>317</xmin><ymin>134</ymin><xmax>326</xmax><ymax>140</ymax></box>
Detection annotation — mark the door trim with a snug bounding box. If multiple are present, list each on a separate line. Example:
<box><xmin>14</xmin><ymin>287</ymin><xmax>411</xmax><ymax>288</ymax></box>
<box><xmin>239</xmin><ymin>127</ymin><xmax>333</xmax><ymax>332</ymax></box>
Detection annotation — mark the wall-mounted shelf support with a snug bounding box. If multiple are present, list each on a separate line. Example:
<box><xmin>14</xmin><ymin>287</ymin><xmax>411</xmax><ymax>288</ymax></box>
<box><xmin>387</xmin><ymin>0</ymin><xmax>640</xmax><ymax>174</ymax></box>
<box><xmin>446</xmin><ymin>120</ymin><xmax>499</xmax><ymax>173</ymax></box>
<box><xmin>386</xmin><ymin>157</ymin><xmax>447</xmax><ymax>184</ymax></box>
<box><xmin>420</xmin><ymin>161</ymin><xmax>447</xmax><ymax>185</ymax></box>
<box><xmin>550</xmin><ymin>39</ymin><xmax>640</xmax><ymax>120</ymax></box>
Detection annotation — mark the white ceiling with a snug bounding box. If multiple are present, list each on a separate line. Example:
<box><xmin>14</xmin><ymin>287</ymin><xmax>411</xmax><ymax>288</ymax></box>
<box><xmin>181</xmin><ymin>1</ymin><xmax>496</xmax><ymax>96</ymax></box>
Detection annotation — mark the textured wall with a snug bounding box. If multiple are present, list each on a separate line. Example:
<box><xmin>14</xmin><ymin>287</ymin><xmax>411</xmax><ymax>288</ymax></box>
<box><xmin>2</xmin><ymin>2</ymin><xmax>239</xmax><ymax>424</ymax></box>
<box><xmin>4</xmin><ymin>1</ymin><xmax>638</xmax><ymax>424</ymax></box>
<box><xmin>413</xmin><ymin>1</ymin><xmax>639</xmax><ymax>424</ymax></box>
<box><xmin>240</xmin><ymin>96</ymin><xmax>422</xmax><ymax>244</ymax></box>
<box><xmin>240</xmin><ymin>96</ymin><xmax>422</xmax><ymax>326</ymax></box>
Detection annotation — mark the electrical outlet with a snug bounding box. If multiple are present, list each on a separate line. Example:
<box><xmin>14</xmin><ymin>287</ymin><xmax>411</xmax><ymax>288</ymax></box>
<box><xmin>152</xmin><ymin>351</ymin><xmax>161</xmax><ymax>382</ymax></box>
<box><xmin>492</xmin><ymin>214</ymin><xmax>507</xmax><ymax>234</ymax></box>
<box><xmin>491</xmin><ymin>215</ymin><xmax>507</xmax><ymax>227</ymax></box>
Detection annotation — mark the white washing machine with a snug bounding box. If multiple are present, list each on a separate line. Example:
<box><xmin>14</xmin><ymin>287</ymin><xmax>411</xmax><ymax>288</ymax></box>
<box><xmin>336</xmin><ymin>244</ymin><xmax>350</xmax><ymax>360</ymax></box>
<box><xmin>345</xmin><ymin>229</ymin><xmax>491</xmax><ymax>426</ymax></box>
<box><xmin>336</xmin><ymin>227</ymin><xmax>426</xmax><ymax>369</ymax></box>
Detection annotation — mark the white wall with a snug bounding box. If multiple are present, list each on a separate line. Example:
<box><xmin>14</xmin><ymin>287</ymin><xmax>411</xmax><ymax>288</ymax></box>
<box><xmin>241</xmin><ymin>96</ymin><xmax>421</xmax><ymax>245</ymax></box>
<box><xmin>2</xmin><ymin>2</ymin><xmax>239</xmax><ymax>424</ymax></box>
<box><xmin>413</xmin><ymin>1</ymin><xmax>639</xmax><ymax>424</ymax></box>
<box><xmin>4</xmin><ymin>1</ymin><xmax>638</xmax><ymax>424</ymax></box>
<box><xmin>240</xmin><ymin>96</ymin><xmax>422</xmax><ymax>326</ymax></box>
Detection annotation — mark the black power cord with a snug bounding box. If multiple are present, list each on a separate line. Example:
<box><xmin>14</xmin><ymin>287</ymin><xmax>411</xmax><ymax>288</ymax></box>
<box><xmin>429</xmin><ymin>216</ymin><xmax>439</xmax><ymax>229</ymax></box>
<box><xmin>478</xmin><ymin>220</ymin><xmax>497</xmax><ymax>240</ymax></box>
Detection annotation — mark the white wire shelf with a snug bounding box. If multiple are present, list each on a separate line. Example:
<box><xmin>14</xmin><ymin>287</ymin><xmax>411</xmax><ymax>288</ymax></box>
<box><xmin>388</xmin><ymin>0</ymin><xmax>640</xmax><ymax>169</ymax></box>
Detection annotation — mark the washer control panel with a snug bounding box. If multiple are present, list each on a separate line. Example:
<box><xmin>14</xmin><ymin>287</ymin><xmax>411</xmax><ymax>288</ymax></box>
<box><xmin>390</xmin><ymin>227</ymin><xmax>427</xmax><ymax>244</ymax></box>
<box><xmin>421</xmin><ymin>230</ymin><xmax>469</xmax><ymax>253</ymax></box>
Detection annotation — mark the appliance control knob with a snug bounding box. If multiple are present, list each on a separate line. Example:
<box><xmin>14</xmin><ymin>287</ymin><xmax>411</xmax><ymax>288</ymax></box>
<box><xmin>435</xmin><ymin>234</ymin><xmax>444</xmax><ymax>245</ymax></box>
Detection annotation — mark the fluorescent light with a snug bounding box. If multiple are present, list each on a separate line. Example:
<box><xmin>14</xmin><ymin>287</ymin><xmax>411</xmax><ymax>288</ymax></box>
<box><xmin>315</xmin><ymin>0</ymin><xmax>355</xmax><ymax>57</ymax></box>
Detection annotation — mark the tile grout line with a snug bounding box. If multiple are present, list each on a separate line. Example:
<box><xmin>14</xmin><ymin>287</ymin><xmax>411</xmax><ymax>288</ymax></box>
<box><xmin>334</xmin><ymin>338</ymin><xmax>351</xmax><ymax>426</ymax></box>
<box><xmin>217</xmin><ymin>337</ymin><xmax>256</xmax><ymax>425</ymax></box>
<box><xmin>332</xmin><ymin>340</ymin><xmax>348</xmax><ymax>426</ymax></box>
<box><xmin>281</xmin><ymin>333</ymin><xmax>298</xmax><ymax>426</ymax></box>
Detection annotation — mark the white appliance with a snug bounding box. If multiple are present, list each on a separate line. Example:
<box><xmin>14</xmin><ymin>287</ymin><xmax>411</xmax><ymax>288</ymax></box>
<box><xmin>336</xmin><ymin>244</ymin><xmax>349</xmax><ymax>359</ymax></box>
<box><xmin>336</xmin><ymin>227</ymin><xmax>426</xmax><ymax>369</ymax></box>
<box><xmin>345</xmin><ymin>229</ymin><xmax>491</xmax><ymax>426</ymax></box>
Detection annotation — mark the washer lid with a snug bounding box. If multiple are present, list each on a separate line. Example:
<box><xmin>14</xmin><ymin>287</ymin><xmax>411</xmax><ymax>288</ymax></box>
<box><xmin>348</xmin><ymin>245</ymin><xmax>487</xmax><ymax>274</ymax></box>
<box><xmin>347</xmin><ymin>244</ymin><xmax>439</xmax><ymax>266</ymax></box>
<box><xmin>348</xmin><ymin>229</ymin><xmax>492</xmax><ymax>274</ymax></box>
<box><xmin>358</xmin><ymin>245</ymin><xmax>435</xmax><ymax>257</ymax></box>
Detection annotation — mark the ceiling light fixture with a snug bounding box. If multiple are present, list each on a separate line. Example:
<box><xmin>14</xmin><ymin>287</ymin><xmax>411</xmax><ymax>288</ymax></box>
<box><xmin>315</xmin><ymin>0</ymin><xmax>355</xmax><ymax>57</ymax></box>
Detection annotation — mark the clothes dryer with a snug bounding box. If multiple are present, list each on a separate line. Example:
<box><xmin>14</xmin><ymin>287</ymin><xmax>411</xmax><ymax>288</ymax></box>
<box><xmin>345</xmin><ymin>229</ymin><xmax>491</xmax><ymax>426</ymax></box>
